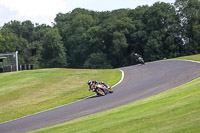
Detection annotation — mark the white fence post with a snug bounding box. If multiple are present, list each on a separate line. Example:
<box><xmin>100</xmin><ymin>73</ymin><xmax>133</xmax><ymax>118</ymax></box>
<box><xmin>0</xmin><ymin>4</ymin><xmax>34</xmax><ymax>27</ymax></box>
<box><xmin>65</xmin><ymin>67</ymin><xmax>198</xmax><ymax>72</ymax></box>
<box><xmin>16</xmin><ymin>51</ymin><xmax>18</xmax><ymax>71</ymax></box>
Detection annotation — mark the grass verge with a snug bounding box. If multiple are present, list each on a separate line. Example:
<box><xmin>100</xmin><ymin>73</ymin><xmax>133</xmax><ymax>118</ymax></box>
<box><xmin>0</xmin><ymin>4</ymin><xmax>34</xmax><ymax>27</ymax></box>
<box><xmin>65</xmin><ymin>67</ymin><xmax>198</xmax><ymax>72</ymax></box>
<box><xmin>30</xmin><ymin>54</ymin><xmax>200</xmax><ymax>133</ymax></box>
<box><xmin>173</xmin><ymin>54</ymin><xmax>200</xmax><ymax>62</ymax></box>
<box><xmin>0</xmin><ymin>68</ymin><xmax>121</xmax><ymax>123</ymax></box>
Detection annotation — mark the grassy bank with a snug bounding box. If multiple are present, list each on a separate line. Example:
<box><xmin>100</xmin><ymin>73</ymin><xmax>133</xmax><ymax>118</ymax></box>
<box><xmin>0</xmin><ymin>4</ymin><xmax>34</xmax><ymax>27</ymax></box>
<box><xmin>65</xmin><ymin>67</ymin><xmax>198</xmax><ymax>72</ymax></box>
<box><xmin>0</xmin><ymin>68</ymin><xmax>121</xmax><ymax>123</ymax></box>
<box><xmin>30</xmin><ymin>54</ymin><xmax>200</xmax><ymax>133</ymax></box>
<box><xmin>175</xmin><ymin>54</ymin><xmax>200</xmax><ymax>62</ymax></box>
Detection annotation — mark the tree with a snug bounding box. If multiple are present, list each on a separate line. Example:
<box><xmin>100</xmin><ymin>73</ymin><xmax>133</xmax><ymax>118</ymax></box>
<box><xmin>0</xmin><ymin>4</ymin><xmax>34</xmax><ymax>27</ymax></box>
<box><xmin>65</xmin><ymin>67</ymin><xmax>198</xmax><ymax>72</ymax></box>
<box><xmin>111</xmin><ymin>31</ymin><xmax>128</xmax><ymax>67</ymax></box>
<box><xmin>143</xmin><ymin>2</ymin><xmax>182</xmax><ymax>60</ymax></box>
<box><xmin>175</xmin><ymin>0</ymin><xmax>200</xmax><ymax>54</ymax></box>
<box><xmin>128</xmin><ymin>6</ymin><xmax>149</xmax><ymax>61</ymax></box>
<box><xmin>42</xmin><ymin>28</ymin><xmax>67</xmax><ymax>68</ymax></box>
<box><xmin>55</xmin><ymin>8</ymin><xmax>98</xmax><ymax>68</ymax></box>
<box><xmin>30</xmin><ymin>24</ymin><xmax>51</xmax><ymax>68</ymax></box>
<box><xmin>21</xmin><ymin>20</ymin><xmax>34</xmax><ymax>42</ymax></box>
<box><xmin>97</xmin><ymin>10</ymin><xmax>135</xmax><ymax>67</ymax></box>
<box><xmin>0</xmin><ymin>32</ymin><xmax>5</xmax><ymax>53</ymax></box>
<box><xmin>144</xmin><ymin>31</ymin><xmax>163</xmax><ymax>61</ymax></box>
<box><xmin>83</xmin><ymin>52</ymin><xmax>112</xmax><ymax>69</ymax></box>
<box><xmin>0</xmin><ymin>26</ymin><xmax>20</xmax><ymax>51</ymax></box>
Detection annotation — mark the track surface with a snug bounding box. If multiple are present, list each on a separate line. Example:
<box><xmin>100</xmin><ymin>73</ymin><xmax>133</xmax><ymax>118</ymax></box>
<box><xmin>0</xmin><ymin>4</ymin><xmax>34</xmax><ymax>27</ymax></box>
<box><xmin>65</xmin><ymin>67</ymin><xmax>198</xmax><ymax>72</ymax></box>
<box><xmin>1</xmin><ymin>60</ymin><xmax>200</xmax><ymax>133</ymax></box>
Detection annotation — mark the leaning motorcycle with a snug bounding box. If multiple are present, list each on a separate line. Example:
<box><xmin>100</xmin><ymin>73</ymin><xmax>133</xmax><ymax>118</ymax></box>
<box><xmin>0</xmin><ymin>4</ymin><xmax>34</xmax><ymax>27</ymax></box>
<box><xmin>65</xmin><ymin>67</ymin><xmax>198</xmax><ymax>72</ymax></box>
<box><xmin>137</xmin><ymin>57</ymin><xmax>145</xmax><ymax>65</ymax></box>
<box><xmin>92</xmin><ymin>84</ymin><xmax>113</xmax><ymax>96</ymax></box>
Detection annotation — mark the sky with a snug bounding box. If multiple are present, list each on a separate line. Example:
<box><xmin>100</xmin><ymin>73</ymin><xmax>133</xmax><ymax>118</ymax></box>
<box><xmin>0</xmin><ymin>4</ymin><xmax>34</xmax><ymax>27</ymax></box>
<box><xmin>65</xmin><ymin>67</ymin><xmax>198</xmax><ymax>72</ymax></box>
<box><xmin>0</xmin><ymin>0</ymin><xmax>175</xmax><ymax>27</ymax></box>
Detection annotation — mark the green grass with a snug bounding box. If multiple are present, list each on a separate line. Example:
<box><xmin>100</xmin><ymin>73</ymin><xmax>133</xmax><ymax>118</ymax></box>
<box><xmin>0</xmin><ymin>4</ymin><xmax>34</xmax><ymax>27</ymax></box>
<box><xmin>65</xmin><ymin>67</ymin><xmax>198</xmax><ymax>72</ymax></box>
<box><xmin>29</xmin><ymin>54</ymin><xmax>200</xmax><ymax>133</ymax></box>
<box><xmin>173</xmin><ymin>54</ymin><xmax>200</xmax><ymax>62</ymax></box>
<box><xmin>0</xmin><ymin>68</ymin><xmax>121</xmax><ymax>123</ymax></box>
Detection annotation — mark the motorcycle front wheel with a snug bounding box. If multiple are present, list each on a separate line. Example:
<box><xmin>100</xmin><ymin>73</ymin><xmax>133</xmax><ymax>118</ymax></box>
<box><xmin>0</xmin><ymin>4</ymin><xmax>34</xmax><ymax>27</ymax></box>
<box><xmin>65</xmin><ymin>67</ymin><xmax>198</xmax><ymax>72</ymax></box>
<box><xmin>96</xmin><ymin>88</ymin><xmax>106</xmax><ymax>96</ymax></box>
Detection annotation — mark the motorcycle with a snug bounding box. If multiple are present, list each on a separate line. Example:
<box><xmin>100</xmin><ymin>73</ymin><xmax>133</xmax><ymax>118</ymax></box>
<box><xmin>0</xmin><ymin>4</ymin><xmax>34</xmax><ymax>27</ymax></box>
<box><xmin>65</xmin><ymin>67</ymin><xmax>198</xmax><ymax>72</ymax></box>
<box><xmin>137</xmin><ymin>57</ymin><xmax>145</xmax><ymax>65</ymax></box>
<box><xmin>90</xmin><ymin>83</ymin><xmax>113</xmax><ymax>96</ymax></box>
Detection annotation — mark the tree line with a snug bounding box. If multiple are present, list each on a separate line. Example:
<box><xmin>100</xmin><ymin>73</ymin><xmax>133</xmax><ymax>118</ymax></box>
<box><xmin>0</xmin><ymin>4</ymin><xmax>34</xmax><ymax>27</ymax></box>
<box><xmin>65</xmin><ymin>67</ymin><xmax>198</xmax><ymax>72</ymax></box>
<box><xmin>0</xmin><ymin>0</ymin><xmax>199</xmax><ymax>69</ymax></box>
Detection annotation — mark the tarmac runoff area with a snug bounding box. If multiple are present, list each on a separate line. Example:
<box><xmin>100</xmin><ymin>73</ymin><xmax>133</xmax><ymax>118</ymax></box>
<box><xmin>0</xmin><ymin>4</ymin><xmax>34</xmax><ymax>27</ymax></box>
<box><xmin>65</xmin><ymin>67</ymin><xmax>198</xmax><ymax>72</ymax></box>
<box><xmin>0</xmin><ymin>60</ymin><xmax>200</xmax><ymax>133</ymax></box>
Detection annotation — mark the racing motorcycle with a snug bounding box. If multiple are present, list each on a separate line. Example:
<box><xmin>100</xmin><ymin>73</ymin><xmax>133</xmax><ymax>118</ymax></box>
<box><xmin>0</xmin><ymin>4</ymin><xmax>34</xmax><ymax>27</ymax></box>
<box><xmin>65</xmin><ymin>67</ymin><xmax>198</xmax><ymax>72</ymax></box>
<box><xmin>137</xmin><ymin>57</ymin><xmax>145</xmax><ymax>65</ymax></box>
<box><xmin>90</xmin><ymin>83</ymin><xmax>113</xmax><ymax>96</ymax></box>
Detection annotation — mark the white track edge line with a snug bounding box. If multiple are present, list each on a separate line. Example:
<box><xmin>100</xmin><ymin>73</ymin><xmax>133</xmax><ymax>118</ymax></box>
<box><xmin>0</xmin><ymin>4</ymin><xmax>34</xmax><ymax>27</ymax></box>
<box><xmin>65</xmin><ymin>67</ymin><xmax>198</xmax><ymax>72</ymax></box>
<box><xmin>180</xmin><ymin>59</ymin><xmax>200</xmax><ymax>63</ymax></box>
<box><xmin>112</xmin><ymin>69</ymin><xmax>124</xmax><ymax>88</ymax></box>
<box><xmin>0</xmin><ymin>69</ymin><xmax>125</xmax><ymax>125</ymax></box>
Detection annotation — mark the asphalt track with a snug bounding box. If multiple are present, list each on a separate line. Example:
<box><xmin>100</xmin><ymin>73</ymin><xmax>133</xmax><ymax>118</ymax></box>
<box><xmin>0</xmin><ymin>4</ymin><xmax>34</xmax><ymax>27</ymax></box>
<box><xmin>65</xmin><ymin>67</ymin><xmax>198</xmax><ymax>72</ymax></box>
<box><xmin>1</xmin><ymin>60</ymin><xmax>200</xmax><ymax>133</ymax></box>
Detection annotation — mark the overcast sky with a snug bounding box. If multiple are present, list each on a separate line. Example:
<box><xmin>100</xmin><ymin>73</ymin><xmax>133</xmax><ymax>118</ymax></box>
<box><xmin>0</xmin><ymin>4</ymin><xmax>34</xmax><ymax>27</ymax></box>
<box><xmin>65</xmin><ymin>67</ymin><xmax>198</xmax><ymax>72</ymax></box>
<box><xmin>0</xmin><ymin>0</ymin><xmax>175</xmax><ymax>27</ymax></box>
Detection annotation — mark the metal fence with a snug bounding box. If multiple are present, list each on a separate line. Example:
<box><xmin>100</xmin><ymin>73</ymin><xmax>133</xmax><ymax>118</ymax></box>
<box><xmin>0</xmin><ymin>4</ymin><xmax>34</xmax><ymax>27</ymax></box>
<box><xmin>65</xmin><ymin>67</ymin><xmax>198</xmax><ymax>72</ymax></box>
<box><xmin>0</xmin><ymin>52</ymin><xmax>18</xmax><ymax>72</ymax></box>
<box><xmin>0</xmin><ymin>51</ymin><xmax>35</xmax><ymax>73</ymax></box>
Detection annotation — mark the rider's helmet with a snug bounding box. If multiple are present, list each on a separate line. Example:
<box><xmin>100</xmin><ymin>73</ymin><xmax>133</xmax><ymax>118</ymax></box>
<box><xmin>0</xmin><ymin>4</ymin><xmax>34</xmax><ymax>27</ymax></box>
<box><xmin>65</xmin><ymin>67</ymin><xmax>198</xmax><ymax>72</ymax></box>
<box><xmin>88</xmin><ymin>80</ymin><xmax>92</xmax><ymax>85</ymax></box>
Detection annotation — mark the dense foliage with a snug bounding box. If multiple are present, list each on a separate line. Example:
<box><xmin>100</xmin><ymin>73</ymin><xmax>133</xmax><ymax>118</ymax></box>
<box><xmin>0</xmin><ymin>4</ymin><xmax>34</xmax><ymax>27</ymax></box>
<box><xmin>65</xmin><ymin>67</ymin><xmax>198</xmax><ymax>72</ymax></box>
<box><xmin>0</xmin><ymin>0</ymin><xmax>200</xmax><ymax>68</ymax></box>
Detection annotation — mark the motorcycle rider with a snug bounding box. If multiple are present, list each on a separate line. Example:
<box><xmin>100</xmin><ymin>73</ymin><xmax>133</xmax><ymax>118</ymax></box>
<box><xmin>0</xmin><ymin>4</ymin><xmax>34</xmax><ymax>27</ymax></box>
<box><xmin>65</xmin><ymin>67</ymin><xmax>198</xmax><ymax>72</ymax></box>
<box><xmin>88</xmin><ymin>80</ymin><xmax>98</xmax><ymax>92</ymax></box>
<box><xmin>87</xmin><ymin>80</ymin><xmax>110</xmax><ymax>92</ymax></box>
<box><xmin>134</xmin><ymin>53</ymin><xmax>141</xmax><ymax>59</ymax></box>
